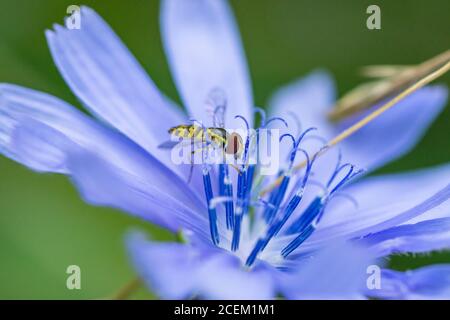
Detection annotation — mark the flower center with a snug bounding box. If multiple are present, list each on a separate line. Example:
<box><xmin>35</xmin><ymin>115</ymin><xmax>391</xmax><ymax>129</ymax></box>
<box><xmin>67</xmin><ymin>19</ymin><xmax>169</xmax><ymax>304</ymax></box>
<box><xmin>197</xmin><ymin>108</ymin><xmax>363</xmax><ymax>269</ymax></box>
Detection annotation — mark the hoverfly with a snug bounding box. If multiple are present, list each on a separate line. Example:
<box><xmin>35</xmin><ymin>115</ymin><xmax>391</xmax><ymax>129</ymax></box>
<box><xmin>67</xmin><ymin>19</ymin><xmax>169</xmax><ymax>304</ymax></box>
<box><xmin>159</xmin><ymin>124</ymin><xmax>244</xmax><ymax>160</ymax></box>
<box><xmin>158</xmin><ymin>89</ymin><xmax>245</xmax><ymax>182</ymax></box>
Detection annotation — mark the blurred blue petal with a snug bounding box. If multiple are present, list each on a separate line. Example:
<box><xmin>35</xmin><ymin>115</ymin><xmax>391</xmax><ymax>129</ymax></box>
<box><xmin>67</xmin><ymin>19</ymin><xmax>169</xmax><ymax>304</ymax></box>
<box><xmin>161</xmin><ymin>0</ymin><xmax>253</xmax><ymax>128</ymax></box>
<box><xmin>339</xmin><ymin>85</ymin><xmax>448</xmax><ymax>171</ymax></box>
<box><xmin>1</xmin><ymin>118</ymin><xmax>73</xmax><ymax>173</ymax></box>
<box><xmin>318</xmin><ymin>163</ymin><xmax>450</xmax><ymax>226</ymax></box>
<box><xmin>269</xmin><ymin>72</ymin><xmax>448</xmax><ymax>171</ymax></box>
<box><xmin>46</xmin><ymin>7</ymin><xmax>186</xmax><ymax>157</ymax></box>
<box><xmin>0</xmin><ymin>84</ymin><xmax>171</xmax><ymax>175</ymax></box>
<box><xmin>279</xmin><ymin>242</ymin><xmax>377</xmax><ymax>299</ymax></box>
<box><xmin>6</xmin><ymin>119</ymin><xmax>206</xmax><ymax>232</ymax></box>
<box><xmin>367</xmin><ymin>265</ymin><xmax>450</xmax><ymax>300</ymax></box>
<box><xmin>268</xmin><ymin>70</ymin><xmax>336</xmax><ymax>159</ymax></box>
<box><xmin>127</xmin><ymin>233</ymin><xmax>275</xmax><ymax>299</ymax></box>
<box><xmin>303</xmin><ymin>185</ymin><xmax>450</xmax><ymax>256</ymax></box>
<box><xmin>306</xmin><ymin>164</ymin><xmax>450</xmax><ymax>245</ymax></box>
<box><xmin>359</xmin><ymin>218</ymin><xmax>450</xmax><ymax>257</ymax></box>
<box><xmin>0</xmin><ymin>86</ymin><xmax>207</xmax><ymax>231</ymax></box>
<box><xmin>68</xmin><ymin>150</ymin><xmax>209</xmax><ymax>235</ymax></box>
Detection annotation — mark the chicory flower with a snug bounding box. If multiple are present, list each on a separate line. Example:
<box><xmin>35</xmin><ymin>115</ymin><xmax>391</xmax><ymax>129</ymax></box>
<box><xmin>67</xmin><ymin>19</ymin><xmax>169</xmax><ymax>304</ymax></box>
<box><xmin>0</xmin><ymin>1</ymin><xmax>449</xmax><ymax>299</ymax></box>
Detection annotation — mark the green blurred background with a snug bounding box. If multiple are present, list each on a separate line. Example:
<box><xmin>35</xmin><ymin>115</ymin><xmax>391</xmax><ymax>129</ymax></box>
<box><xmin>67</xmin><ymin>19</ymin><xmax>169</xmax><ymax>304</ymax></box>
<box><xmin>0</xmin><ymin>0</ymin><xmax>449</xmax><ymax>299</ymax></box>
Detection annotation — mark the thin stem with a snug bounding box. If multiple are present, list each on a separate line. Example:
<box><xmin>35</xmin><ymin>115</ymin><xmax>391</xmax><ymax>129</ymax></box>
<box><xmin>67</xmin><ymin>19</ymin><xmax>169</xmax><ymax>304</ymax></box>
<box><xmin>109</xmin><ymin>277</ymin><xmax>141</xmax><ymax>300</ymax></box>
<box><xmin>329</xmin><ymin>50</ymin><xmax>450</xmax><ymax>120</ymax></box>
<box><xmin>260</xmin><ymin>61</ymin><xmax>450</xmax><ymax>196</ymax></box>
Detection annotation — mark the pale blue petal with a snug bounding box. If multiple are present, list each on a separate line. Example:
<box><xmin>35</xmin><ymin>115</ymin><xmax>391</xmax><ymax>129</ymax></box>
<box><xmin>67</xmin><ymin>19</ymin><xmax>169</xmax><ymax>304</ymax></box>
<box><xmin>46</xmin><ymin>6</ymin><xmax>186</xmax><ymax>156</ymax></box>
<box><xmin>128</xmin><ymin>234</ymin><xmax>203</xmax><ymax>299</ymax></box>
<box><xmin>268</xmin><ymin>70</ymin><xmax>336</xmax><ymax>134</ymax></box>
<box><xmin>267</xmin><ymin>70</ymin><xmax>336</xmax><ymax>161</ymax></box>
<box><xmin>299</xmin><ymin>184</ymin><xmax>450</xmax><ymax>255</ymax></box>
<box><xmin>269</xmin><ymin>72</ymin><xmax>448</xmax><ymax>171</ymax></box>
<box><xmin>68</xmin><ymin>151</ymin><xmax>209</xmax><ymax>236</ymax></box>
<box><xmin>6</xmin><ymin>120</ymin><xmax>207</xmax><ymax>233</ymax></box>
<box><xmin>367</xmin><ymin>266</ymin><xmax>450</xmax><ymax>300</ymax></box>
<box><xmin>319</xmin><ymin>163</ymin><xmax>450</xmax><ymax>228</ymax></box>
<box><xmin>195</xmin><ymin>256</ymin><xmax>275</xmax><ymax>300</ymax></box>
<box><xmin>161</xmin><ymin>0</ymin><xmax>253</xmax><ymax>128</ymax></box>
<box><xmin>298</xmin><ymin>164</ymin><xmax>450</xmax><ymax>251</ymax></box>
<box><xmin>279</xmin><ymin>241</ymin><xmax>377</xmax><ymax>299</ymax></box>
<box><xmin>128</xmin><ymin>234</ymin><xmax>275</xmax><ymax>300</ymax></box>
<box><xmin>338</xmin><ymin>85</ymin><xmax>448</xmax><ymax>171</ymax></box>
<box><xmin>1</xmin><ymin>117</ymin><xmax>73</xmax><ymax>173</ymax></box>
<box><xmin>0</xmin><ymin>84</ymin><xmax>155</xmax><ymax>175</ymax></box>
<box><xmin>0</xmin><ymin>86</ymin><xmax>207</xmax><ymax>230</ymax></box>
<box><xmin>127</xmin><ymin>233</ymin><xmax>276</xmax><ymax>299</ymax></box>
<box><xmin>359</xmin><ymin>218</ymin><xmax>450</xmax><ymax>257</ymax></box>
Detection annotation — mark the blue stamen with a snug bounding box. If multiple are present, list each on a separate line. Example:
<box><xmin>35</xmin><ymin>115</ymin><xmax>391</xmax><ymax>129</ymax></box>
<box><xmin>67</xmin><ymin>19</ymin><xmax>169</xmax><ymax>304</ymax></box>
<box><xmin>265</xmin><ymin>116</ymin><xmax>288</xmax><ymax>128</ymax></box>
<box><xmin>281</xmin><ymin>161</ymin><xmax>362</xmax><ymax>255</ymax></box>
<box><xmin>329</xmin><ymin>164</ymin><xmax>355</xmax><ymax>194</ymax></box>
<box><xmin>285</xmin><ymin>196</ymin><xmax>324</xmax><ymax>234</ymax></box>
<box><xmin>231</xmin><ymin>168</ymin><xmax>248</xmax><ymax>251</ymax></box>
<box><xmin>246</xmin><ymin>192</ymin><xmax>304</xmax><ymax>266</ymax></box>
<box><xmin>243</xmin><ymin>164</ymin><xmax>256</xmax><ymax>215</ymax></box>
<box><xmin>194</xmin><ymin>120</ymin><xmax>220</xmax><ymax>246</ymax></box>
<box><xmin>253</xmin><ymin>107</ymin><xmax>267</xmax><ymax>127</ymax></box>
<box><xmin>289</xmin><ymin>128</ymin><xmax>317</xmax><ymax>163</ymax></box>
<box><xmin>325</xmin><ymin>150</ymin><xmax>344</xmax><ymax>187</ymax></box>
<box><xmin>234</xmin><ymin>115</ymin><xmax>251</xmax><ymax>166</ymax></box>
<box><xmin>286</xmin><ymin>111</ymin><xmax>302</xmax><ymax>135</ymax></box>
<box><xmin>246</xmin><ymin>150</ymin><xmax>317</xmax><ymax>266</ymax></box>
<box><xmin>230</xmin><ymin>115</ymin><xmax>253</xmax><ymax>251</ymax></box>
<box><xmin>263</xmin><ymin>128</ymin><xmax>316</xmax><ymax>223</ymax></box>
<box><xmin>219</xmin><ymin>164</ymin><xmax>225</xmax><ymax>195</ymax></box>
<box><xmin>203</xmin><ymin>169</ymin><xmax>220</xmax><ymax>246</ymax></box>
<box><xmin>219</xmin><ymin>164</ymin><xmax>234</xmax><ymax>229</ymax></box>
<box><xmin>280</xmin><ymin>133</ymin><xmax>296</xmax><ymax>150</ymax></box>
<box><xmin>327</xmin><ymin>163</ymin><xmax>353</xmax><ymax>189</ymax></box>
<box><xmin>281</xmin><ymin>224</ymin><xmax>315</xmax><ymax>258</ymax></box>
<box><xmin>316</xmin><ymin>167</ymin><xmax>363</xmax><ymax>223</ymax></box>
<box><xmin>330</xmin><ymin>167</ymin><xmax>364</xmax><ymax>195</ymax></box>
<box><xmin>263</xmin><ymin>175</ymin><xmax>290</xmax><ymax>222</ymax></box>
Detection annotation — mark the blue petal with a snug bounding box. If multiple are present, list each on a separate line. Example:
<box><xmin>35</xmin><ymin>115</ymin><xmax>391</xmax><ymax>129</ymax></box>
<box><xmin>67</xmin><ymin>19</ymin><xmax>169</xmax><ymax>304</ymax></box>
<box><xmin>300</xmin><ymin>184</ymin><xmax>450</xmax><ymax>256</ymax></box>
<box><xmin>127</xmin><ymin>232</ymin><xmax>276</xmax><ymax>299</ymax></box>
<box><xmin>161</xmin><ymin>0</ymin><xmax>253</xmax><ymax>128</ymax></box>
<box><xmin>0</xmin><ymin>84</ymin><xmax>145</xmax><ymax>174</ymax></box>
<box><xmin>1</xmin><ymin>117</ymin><xmax>73</xmax><ymax>173</ymax></box>
<box><xmin>339</xmin><ymin>85</ymin><xmax>448</xmax><ymax>171</ymax></box>
<box><xmin>269</xmin><ymin>72</ymin><xmax>448</xmax><ymax>171</ymax></box>
<box><xmin>68</xmin><ymin>150</ymin><xmax>209</xmax><ymax>236</ymax></box>
<box><xmin>367</xmin><ymin>266</ymin><xmax>450</xmax><ymax>300</ymax></box>
<box><xmin>358</xmin><ymin>217</ymin><xmax>450</xmax><ymax>257</ymax></box>
<box><xmin>0</xmin><ymin>86</ymin><xmax>206</xmax><ymax>231</ymax></box>
<box><xmin>268</xmin><ymin>70</ymin><xmax>336</xmax><ymax>161</ymax></box>
<box><xmin>46</xmin><ymin>6</ymin><xmax>186</xmax><ymax>156</ymax></box>
<box><xmin>304</xmin><ymin>163</ymin><xmax>450</xmax><ymax>247</ymax></box>
<box><xmin>279</xmin><ymin>241</ymin><xmax>377</xmax><ymax>299</ymax></box>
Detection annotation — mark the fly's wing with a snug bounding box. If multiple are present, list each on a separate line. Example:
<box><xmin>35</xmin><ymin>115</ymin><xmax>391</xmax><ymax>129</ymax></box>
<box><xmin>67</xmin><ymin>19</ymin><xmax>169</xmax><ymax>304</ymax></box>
<box><xmin>157</xmin><ymin>140</ymin><xmax>181</xmax><ymax>149</ymax></box>
<box><xmin>158</xmin><ymin>137</ymin><xmax>207</xmax><ymax>150</ymax></box>
<box><xmin>160</xmin><ymin>125</ymin><xmax>196</xmax><ymax>149</ymax></box>
<box><xmin>209</xmin><ymin>127</ymin><xmax>228</xmax><ymax>147</ymax></box>
<box><xmin>206</xmin><ymin>89</ymin><xmax>227</xmax><ymax>127</ymax></box>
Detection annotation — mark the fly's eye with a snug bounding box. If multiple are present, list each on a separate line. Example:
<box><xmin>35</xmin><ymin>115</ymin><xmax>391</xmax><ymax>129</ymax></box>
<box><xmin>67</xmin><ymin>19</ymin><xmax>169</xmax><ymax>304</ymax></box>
<box><xmin>225</xmin><ymin>133</ymin><xmax>243</xmax><ymax>156</ymax></box>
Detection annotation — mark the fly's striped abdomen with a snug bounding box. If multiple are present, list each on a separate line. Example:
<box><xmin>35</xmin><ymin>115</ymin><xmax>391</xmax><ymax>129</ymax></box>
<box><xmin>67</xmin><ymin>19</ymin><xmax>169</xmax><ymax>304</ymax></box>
<box><xmin>169</xmin><ymin>125</ymin><xmax>211</xmax><ymax>142</ymax></box>
<box><xmin>168</xmin><ymin>125</ymin><xmax>229</xmax><ymax>150</ymax></box>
